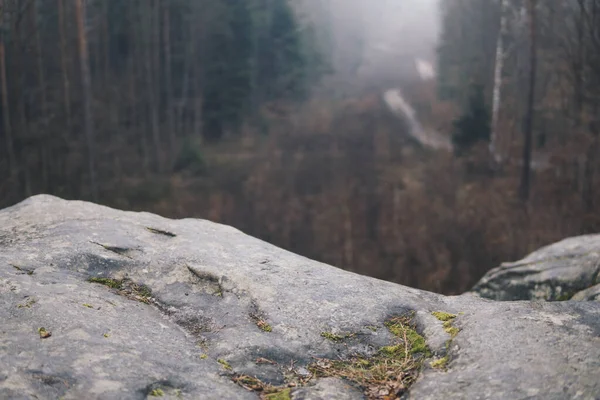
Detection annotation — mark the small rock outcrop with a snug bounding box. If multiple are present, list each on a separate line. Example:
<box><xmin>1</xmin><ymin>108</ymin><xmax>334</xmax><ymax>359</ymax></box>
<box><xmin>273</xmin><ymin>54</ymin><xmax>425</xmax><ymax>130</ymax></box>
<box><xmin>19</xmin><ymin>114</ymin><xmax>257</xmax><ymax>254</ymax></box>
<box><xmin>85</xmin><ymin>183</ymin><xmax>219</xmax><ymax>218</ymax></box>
<box><xmin>1</xmin><ymin>195</ymin><xmax>599</xmax><ymax>400</ymax></box>
<box><xmin>472</xmin><ymin>235</ymin><xmax>600</xmax><ymax>301</ymax></box>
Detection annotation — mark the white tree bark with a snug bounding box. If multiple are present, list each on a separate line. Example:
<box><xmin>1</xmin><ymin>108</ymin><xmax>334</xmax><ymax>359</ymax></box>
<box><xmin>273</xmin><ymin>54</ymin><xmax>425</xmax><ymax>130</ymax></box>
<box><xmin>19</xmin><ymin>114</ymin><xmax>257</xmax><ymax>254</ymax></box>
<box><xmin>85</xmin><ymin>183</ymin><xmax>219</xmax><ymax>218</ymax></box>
<box><xmin>490</xmin><ymin>0</ymin><xmax>510</xmax><ymax>163</ymax></box>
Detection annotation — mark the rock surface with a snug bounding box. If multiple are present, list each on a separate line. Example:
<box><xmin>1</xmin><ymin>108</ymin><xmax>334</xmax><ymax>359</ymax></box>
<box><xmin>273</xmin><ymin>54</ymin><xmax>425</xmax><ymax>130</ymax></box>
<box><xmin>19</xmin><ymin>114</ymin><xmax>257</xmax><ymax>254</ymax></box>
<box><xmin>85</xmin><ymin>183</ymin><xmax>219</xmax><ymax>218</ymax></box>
<box><xmin>0</xmin><ymin>195</ymin><xmax>599</xmax><ymax>400</ymax></box>
<box><xmin>472</xmin><ymin>235</ymin><xmax>600</xmax><ymax>301</ymax></box>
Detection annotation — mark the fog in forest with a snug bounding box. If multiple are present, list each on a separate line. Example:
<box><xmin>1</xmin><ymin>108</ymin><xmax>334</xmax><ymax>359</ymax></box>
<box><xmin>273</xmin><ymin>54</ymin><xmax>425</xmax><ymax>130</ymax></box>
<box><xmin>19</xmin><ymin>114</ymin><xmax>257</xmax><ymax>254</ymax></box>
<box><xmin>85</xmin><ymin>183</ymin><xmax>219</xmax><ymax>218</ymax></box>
<box><xmin>298</xmin><ymin>0</ymin><xmax>440</xmax><ymax>93</ymax></box>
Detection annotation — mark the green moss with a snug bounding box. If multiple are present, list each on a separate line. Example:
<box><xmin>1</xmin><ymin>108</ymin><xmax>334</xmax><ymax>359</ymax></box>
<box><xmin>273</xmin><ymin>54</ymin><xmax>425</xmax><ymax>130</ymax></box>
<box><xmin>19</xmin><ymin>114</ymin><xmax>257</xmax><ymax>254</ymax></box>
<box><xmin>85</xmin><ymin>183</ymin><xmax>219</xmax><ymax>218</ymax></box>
<box><xmin>265</xmin><ymin>388</ymin><xmax>291</xmax><ymax>400</ymax></box>
<box><xmin>233</xmin><ymin>315</ymin><xmax>426</xmax><ymax>399</ymax></box>
<box><xmin>443</xmin><ymin>321</ymin><xmax>459</xmax><ymax>338</ymax></box>
<box><xmin>432</xmin><ymin>311</ymin><xmax>460</xmax><ymax>338</ymax></box>
<box><xmin>88</xmin><ymin>277</ymin><xmax>123</xmax><ymax>289</ymax></box>
<box><xmin>136</xmin><ymin>284</ymin><xmax>152</xmax><ymax>299</ymax></box>
<box><xmin>321</xmin><ymin>332</ymin><xmax>343</xmax><ymax>342</ymax></box>
<box><xmin>407</xmin><ymin>328</ymin><xmax>431</xmax><ymax>356</ymax></box>
<box><xmin>103</xmin><ymin>333</ymin><xmax>110</xmax><ymax>338</ymax></box>
<box><xmin>83</xmin><ymin>303</ymin><xmax>94</xmax><ymax>308</ymax></box>
<box><xmin>365</xmin><ymin>325</ymin><xmax>378</xmax><ymax>332</ymax></box>
<box><xmin>88</xmin><ymin>277</ymin><xmax>152</xmax><ymax>304</ymax></box>
<box><xmin>320</xmin><ymin>331</ymin><xmax>354</xmax><ymax>342</ymax></box>
<box><xmin>17</xmin><ymin>297</ymin><xmax>36</xmax><ymax>308</ymax></box>
<box><xmin>385</xmin><ymin>317</ymin><xmax>431</xmax><ymax>357</ymax></box>
<box><xmin>429</xmin><ymin>313</ymin><xmax>460</xmax><ymax>372</ymax></box>
<box><xmin>384</xmin><ymin>319</ymin><xmax>405</xmax><ymax>337</ymax></box>
<box><xmin>356</xmin><ymin>358</ymin><xmax>371</xmax><ymax>367</ymax></box>
<box><xmin>430</xmin><ymin>355</ymin><xmax>449</xmax><ymax>369</ymax></box>
<box><xmin>200</xmin><ymin>354</ymin><xmax>208</xmax><ymax>360</ymax></box>
<box><xmin>256</xmin><ymin>319</ymin><xmax>272</xmax><ymax>332</ymax></box>
<box><xmin>431</xmin><ymin>311</ymin><xmax>457</xmax><ymax>322</ymax></box>
<box><xmin>379</xmin><ymin>344</ymin><xmax>404</xmax><ymax>356</ymax></box>
<box><xmin>218</xmin><ymin>359</ymin><xmax>232</xmax><ymax>371</ymax></box>
<box><xmin>38</xmin><ymin>327</ymin><xmax>51</xmax><ymax>338</ymax></box>
<box><xmin>149</xmin><ymin>388</ymin><xmax>164</xmax><ymax>397</ymax></box>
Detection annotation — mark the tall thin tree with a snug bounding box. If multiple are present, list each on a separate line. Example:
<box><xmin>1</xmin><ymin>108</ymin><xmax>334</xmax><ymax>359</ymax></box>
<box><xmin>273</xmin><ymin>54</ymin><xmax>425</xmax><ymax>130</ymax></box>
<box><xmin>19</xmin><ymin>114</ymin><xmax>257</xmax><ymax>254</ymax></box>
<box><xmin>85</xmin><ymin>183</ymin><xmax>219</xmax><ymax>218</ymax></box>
<box><xmin>57</xmin><ymin>0</ymin><xmax>72</xmax><ymax>133</ymax></box>
<box><xmin>490</xmin><ymin>0</ymin><xmax>509</xmax><ymax>164</ymax></box>
<box><xmin>0</xmin><ymin>0</ymin><xmax>15</xmax><ymax>178</ymax></box>
<box><xmin>75</xmin><ymin>0</ymin><xmax>98</xmax><ymax>201</ymax></box>
<box><xmin>519</xmin><ymin>0</ymin><xmax>538</xmax><ymax>201</ymax></box>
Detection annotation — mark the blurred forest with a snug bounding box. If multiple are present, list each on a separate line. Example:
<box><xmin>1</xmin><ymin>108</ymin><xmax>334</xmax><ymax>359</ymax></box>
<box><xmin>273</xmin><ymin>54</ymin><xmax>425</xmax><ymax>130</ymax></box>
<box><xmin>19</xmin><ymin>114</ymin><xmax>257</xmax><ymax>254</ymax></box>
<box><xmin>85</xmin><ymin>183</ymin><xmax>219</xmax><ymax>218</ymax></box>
<box><xmin>1</xmin><ymin>0</ymin><xmax>599</xmax><ymax>294</ymax></box>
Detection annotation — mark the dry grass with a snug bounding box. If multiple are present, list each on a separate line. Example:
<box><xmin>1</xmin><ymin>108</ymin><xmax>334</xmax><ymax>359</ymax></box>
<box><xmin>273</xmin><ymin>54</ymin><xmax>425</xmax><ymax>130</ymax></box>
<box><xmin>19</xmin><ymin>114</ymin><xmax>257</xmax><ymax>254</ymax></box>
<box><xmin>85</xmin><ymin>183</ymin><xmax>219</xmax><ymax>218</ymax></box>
<box><xmin>232</xmin><ymin>315</ymin><xmax>428</xmax><ymax>400</ymax></box>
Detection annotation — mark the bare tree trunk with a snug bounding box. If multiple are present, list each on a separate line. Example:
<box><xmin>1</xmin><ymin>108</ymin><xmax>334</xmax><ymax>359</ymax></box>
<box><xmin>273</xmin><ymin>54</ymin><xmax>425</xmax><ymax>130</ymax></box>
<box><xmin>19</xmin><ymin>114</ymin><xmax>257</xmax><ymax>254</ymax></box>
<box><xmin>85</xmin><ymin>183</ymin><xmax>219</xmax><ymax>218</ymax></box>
<box><xmin>14</xmin><ymin>21</ymin><xmax>30</xmax><ymax>197</ymax></box>
<box><xmin>31</xmin><ymin>0</ymin><xmax>49</xmax><ymax>191</ymax></box>
<box><xmin>32</xmin><ymin>0</ymin><xmax>47</xmax><ymax>122</ymax></box>
<box><xmin>163</xmin><ymin>0</ymin><xmax>175</xmax><ymax>162</ymax></box>
<box><xmin>142</xmin><ymin>0</ymin><xmax>163</xmax><ymax>172</ymax></box>
<box><xmin>129</xmin><ymin>3</ymin><xmax>150</xmax><ymax>171</ymax></box>
<box><xmin>342</xmin><ymin>197</ymin><xmax>354</xmax><ymax>270</ymax></box>
<box><xmin>153</xmin><ymin>0</ymin><xmax>161</xmax><ymax>156</ymax></box>
<box><xmin>57</xmin><ymin>0</ymin><xmax>72</xmax><ymax>133</ymax></box>
<box><xmin>490</xmin><ymin>0</ymin><xmax>509</xmax><ymax>163</ymax></box>
<box><xmin>102</xmin><ymin>0</ymin><xmax>109</xmax><ymax>84</ymax></box>
<box><xmin>176</xmin><ymin>14</ymin><xmax>195</xmax><ymax>137</ymax></box>
<box><xmin>519</xmin><ymin>0</ymin><xmax>537</xmax><ymax>201</ymax></box>
<box><xmin>0</xmin><ymin>1</ymin><xmax>16</xmax><ymax>178</ymax></box>
<box><xmin>75</xmin><ymin>0</ymin><xmax>98</xmax><ymax>201</ymax></box>
<box><xmin>574</xmin><ymin>0</ymin><xmax>585</xmax><ymax>118</ymax></box>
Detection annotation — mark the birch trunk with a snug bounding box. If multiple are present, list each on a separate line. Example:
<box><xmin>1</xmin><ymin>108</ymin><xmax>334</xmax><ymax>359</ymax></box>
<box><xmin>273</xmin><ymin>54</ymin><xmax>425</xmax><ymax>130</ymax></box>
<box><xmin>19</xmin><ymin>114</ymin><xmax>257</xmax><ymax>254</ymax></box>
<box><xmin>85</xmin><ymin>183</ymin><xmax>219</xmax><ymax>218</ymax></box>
<box><xmin>490</xmin><ymin>0</ymin><xmax>510</xmax><ymax>164</ymax></box>
<box><xmin>57</xmin><ymin>0</ymin><xmax>72</xmax><ymax>133</ymax></box>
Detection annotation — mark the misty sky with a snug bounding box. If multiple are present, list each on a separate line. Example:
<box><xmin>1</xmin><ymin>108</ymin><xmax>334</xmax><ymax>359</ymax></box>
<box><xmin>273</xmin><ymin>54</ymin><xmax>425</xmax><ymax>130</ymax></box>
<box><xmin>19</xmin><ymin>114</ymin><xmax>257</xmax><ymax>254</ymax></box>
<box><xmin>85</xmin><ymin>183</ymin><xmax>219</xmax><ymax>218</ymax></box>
<box><xmin>318</xmin><ymin>0</ymin><xmax>440</xmax><ymax>83</ymax></box>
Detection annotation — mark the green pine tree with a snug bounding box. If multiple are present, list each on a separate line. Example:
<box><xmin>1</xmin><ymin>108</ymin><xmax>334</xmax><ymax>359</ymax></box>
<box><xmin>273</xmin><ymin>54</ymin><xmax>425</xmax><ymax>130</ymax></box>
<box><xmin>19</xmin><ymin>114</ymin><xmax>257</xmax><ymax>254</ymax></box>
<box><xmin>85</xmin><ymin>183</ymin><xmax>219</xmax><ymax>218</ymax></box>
<box><xmin>202</xmin><ymin>0</ymin><xmax>254</xmax><ymax>141</ymax></box>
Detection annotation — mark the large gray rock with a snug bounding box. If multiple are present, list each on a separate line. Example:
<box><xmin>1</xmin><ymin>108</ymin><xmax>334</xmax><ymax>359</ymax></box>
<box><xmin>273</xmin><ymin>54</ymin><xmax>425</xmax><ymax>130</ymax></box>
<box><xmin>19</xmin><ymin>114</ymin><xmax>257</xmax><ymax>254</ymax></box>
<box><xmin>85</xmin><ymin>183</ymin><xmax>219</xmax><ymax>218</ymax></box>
<box><xmin>0</xmin><ymin>195</ymin><xmax>599</xmax><ymax>400</ymax></box>
<box><xmin>472</xmin><ymin>235</ymin><xmax>600</xmax><ymax>301</ymax></box>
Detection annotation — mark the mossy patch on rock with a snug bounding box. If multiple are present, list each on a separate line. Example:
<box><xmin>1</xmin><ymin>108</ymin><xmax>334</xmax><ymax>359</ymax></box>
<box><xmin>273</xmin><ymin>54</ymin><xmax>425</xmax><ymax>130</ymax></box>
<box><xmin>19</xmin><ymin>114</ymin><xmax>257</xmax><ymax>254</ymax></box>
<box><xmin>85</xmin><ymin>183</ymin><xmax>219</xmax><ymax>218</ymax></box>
<box><xmin>430</xmin><ymin>355</ymin><xmax>449</xmax><ymax>369</ymax></box>
<box><xmin>264</xmin><ymin>388</ymin><xmax>291</xmax><ymax>400</ymax></box>
<box><xmin>385</xmin><ymin>316</ymin><xmax>431</xmax><ymax>357</ymax></box>
<box><xmin>443</xmin><ymin>321</ymin><xmax>459</xmax><ymax>338</ymax></box>
<box><xmin>218</xmin><ymin>359</ymin><xmax>232</xmax><ymax>371</ymax></box>
<box><xmin>88</xmin><ymin>277</ymin><xmax>123</xmax><ymax>289</ymax></box>
<box><xmin>88</xmin><ymin>276</ymin><xmax>153</xmax><ymax>304</ymax></box>
<box><xmin>17</xmin><ymin>297</ymin><xmax>36</xmax><ymax>308</ymax></box>
<box><xmin>430</xmin><ymin>311</ymin><xmax>461</xmax><ymax>371</ymax></box>
<box><xmin>431</xmin><ymin>311</ymin><xmax>457</xmax><ymax>322</ymax></box>
<box><xmin>250</xmin><ymin>313</ymin><xmax>273</xmax><ymax>332</ymax></box>
<box><xmin>320</xmin><ymin>331</ymin><xmax>354</xmax><ymax>342</ymax></box>
<box><xmin>257</xmin><ymin>321</ymin><xmax>273</xmax><ymax>332</ymax></box>
<box><xmin>432</xmin><ymin>311</ymin><xmax>460</xmax><ymax>338</ymax></box>
<box><xmin>232</xmin><ymin>314</ymin><xmax>428</xmax><ymax>399</ymax></box>
<box><xmin>38</xmin><ymin>327</ymin><xmax>51</xmax><ymax>339</ymax></box>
